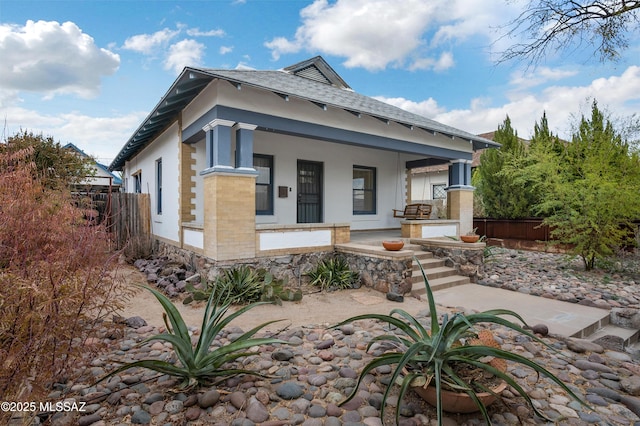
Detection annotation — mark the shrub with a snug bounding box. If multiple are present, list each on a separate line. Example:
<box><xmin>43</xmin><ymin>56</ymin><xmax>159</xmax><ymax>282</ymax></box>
<box><xmin>98</xmin><ymin>285</ymin><xmax>288</xmax><ymax>389</ymax></box>
<box><xmin>213</xmin><ymin>265</ymin><xmax>264</xmax><ymax>304</ymax></box>
<box><xmin>306</xmin><ymin>256</ymin><xmax>360</xmax><ymax>291</ymax></box>
<box><xmin>331</xmin><ymin>259</ymin><xmax>589</xmax><ymax>425</ymax></box>
<box><xmin>0</xmin><ymin>147</ymin><xmax>131</xmax><ymax>420</ymax></box>
<box><xmin>184</xmin><ymin>266</ymin><xmax>302</xmax><ymax>305</ymax></box>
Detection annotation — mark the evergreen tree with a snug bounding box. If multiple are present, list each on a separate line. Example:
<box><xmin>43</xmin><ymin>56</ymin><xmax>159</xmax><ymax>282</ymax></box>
<box><xmin>537</xmin><ymin>101</ymin><xmax>640</xmax><ymax>270</ymax></box>
<box><xmin>474</xmin><ymin>116</ymin><xmax>530</xmax><ymax>218</ymax></box>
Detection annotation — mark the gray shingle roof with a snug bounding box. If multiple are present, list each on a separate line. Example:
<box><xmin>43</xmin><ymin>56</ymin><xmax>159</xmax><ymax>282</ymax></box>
<box><xmin>198</xmin><ymin>67</ymin><xmax>491</xmax><ymax>144</ymax></box>
<box><xmin>109</xmin><ymin>56</ymin><xmax>497</xmax><ymax>171</ymax></box>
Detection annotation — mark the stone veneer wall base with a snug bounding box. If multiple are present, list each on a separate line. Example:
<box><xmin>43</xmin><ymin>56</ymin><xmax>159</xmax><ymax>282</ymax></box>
<box><xmin>155</xmin><ymin>240</ymin><xmax>412</xmax><ymax>295</ymax></box>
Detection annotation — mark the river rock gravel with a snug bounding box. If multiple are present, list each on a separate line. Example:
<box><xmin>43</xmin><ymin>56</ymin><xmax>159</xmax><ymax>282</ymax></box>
<box><xmin>22</xmin><ymin>249</ymin><xmax>640</xmax><ymax>425</ymax></box>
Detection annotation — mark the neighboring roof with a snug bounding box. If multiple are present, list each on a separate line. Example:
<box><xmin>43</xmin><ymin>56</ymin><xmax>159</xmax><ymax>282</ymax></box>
<box><xmin>110</xmin><ymin>56</ymin><xmax>498</xmax><ymax>171</ymax></box>
<box><xmin>411</xmin><ymin>131</ymin><xmax>530</xmax><ymax>174</ymax></box>
<box><xmin>64</xmin><ymin>143</ymin><xmax>122</xmax><ymax>185</ymax></box>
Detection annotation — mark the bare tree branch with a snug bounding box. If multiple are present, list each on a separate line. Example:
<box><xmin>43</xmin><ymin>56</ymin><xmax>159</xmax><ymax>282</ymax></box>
<box><xmin>496</xmin><ymin>0</ymin><xmax>640</xmax><ymax>66</ymax></box>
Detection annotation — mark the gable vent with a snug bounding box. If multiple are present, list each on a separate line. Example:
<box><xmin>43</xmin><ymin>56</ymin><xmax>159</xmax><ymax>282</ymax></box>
<box><xmin>294</xmin><ymin>65</ymin><xmax>332</xmax><ymax>85</ymax></box>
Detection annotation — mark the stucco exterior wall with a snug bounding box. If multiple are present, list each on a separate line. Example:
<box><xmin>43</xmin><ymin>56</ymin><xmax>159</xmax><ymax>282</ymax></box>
<box><xmin>411</xmin><ymin>170</ymin><xmax>448</xmax><ymax>201</ymax></box>
<box><xmin>253</xmin><ymin>131</ymin><xmax>421</xmax><ymax>230</ymax></box>
<box><xmin>122</xmin><ymin>123</ymin><xmax>181</xmax><ymax>244</ymax></box>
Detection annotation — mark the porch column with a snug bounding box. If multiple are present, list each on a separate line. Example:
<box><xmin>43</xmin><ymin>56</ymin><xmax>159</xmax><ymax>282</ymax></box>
<box><xmin>448</xmin><ymin>159</ymin><xmax>472</xmax><ymax>187</ymax></box>
<box><xmin>201</xmin><ymin>119</ymin><xmax>259</xmax><ymax>261</ymax></box>
<box><xmin>202</xmin><ymin>171</ymin><xmax>257</xmax><ymax>261</ymax></box>
<box><xmin>447</xmin><ymin>160</ymin><xmax>474</xmax><ymax>235</ymax></box>
<box><xmin>203</xmin><ymin>118</ymin><xmax>235</xmax><ymax>171</ymax></box>
<box><xmin>234</xmin><ymin>123</ymin><xmax>257</xmax><ymax>170</ymax></box>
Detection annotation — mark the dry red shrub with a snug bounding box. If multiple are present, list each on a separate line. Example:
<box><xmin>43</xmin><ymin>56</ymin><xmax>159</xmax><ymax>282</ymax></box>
<box><xmin>0</xmin><ymin>147</ymin><xmax>131</xmax><ymax>421</ymax></box>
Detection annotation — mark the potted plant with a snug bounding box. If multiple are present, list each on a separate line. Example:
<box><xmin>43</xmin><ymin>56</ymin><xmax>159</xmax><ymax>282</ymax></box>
<box><xmin>460</xmin><ymin>227</ymin><xmax>481</xmax><ymax>243</ymax></box>
<box><xmin>331</xmin><ymin>259</ymin><xmax>588</xmax><ymax>425</ymax></box>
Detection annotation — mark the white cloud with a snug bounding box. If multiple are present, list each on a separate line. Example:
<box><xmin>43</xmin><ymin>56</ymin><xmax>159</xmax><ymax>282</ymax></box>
<box><xmin>122</xmin><ymin>28</ymin><xmax>180</xmax><ymax>54</ymax></box>
<box><xmin>376</xmin><ymin>66</ymin><xmax>640</xmax><ymax>141</ymax></box>
<box><xmin>219</xmin><ymin>46</ymin><xmax>233</xmax><ymax>55</ymax></box>
<box><xmin>374</xmin><ymin>96</ymin><xmax>446</xmax><ymax>118</ymax></box>
<box><xmin>186</xmin><ymin>28</ymin><xmax>225</xmax><ymax>37</ymax></box>
<box><xmin>264</xmin><ymin>36</ymin><xmax>301</xmax><ymax>61</ymax></box>
<box><xmin>2</xmin><ymin>105</ymin><xmax>144</xmax><ymax>164</ymax></box>
<box><xmin>265</xmin><ymin>0</ymin><xmax>517</xmax><ymax>71</ymax></box>
<box><xmin>0</xmin><ymin>20</ymin><xmax>119</xmax><ymax>99</ymax></box>
<box><xmin>409</xmin><ymin>52</ymin><xmax>454</xmax><ymax>72</ymax></box>
<box><xmin>508</xmin><ymin>67</ymin><xmax>579</xmax><ymax>91</ymax></box>
<box><xmin>164</xmin><ymin>39</ymin><xmax>205</xmax><ymax>74</ymax></box>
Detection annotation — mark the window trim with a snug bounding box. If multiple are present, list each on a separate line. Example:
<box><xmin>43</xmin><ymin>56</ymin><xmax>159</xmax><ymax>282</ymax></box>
<box><xmin>156</xmin><ymin>158</ymin><xmax>162</xmax><ymax>215</ymax></box>
<box><xmin>254</xmin><ymin>154</ymin><xmax>274</xmax><ymax>215</ymax></box>
<box><xmin>132</xmin><ymin>170</ymin><xmax>142</xmax><ymax>194</ymax></box>
<box><xmin>352</xmin><ymin>165</ymin><xmax>377</xmax><ymax>215</ymax></box>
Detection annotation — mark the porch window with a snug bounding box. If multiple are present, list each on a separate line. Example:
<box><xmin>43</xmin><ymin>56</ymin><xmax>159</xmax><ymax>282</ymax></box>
<box><xmin>156</xmin><ymin>158</ymin><xmax>162</xmax><ymax>214</ymax></box>
<box><xmin>254</xmin><ymin>154</ymin><xmax>273</xmax><ymax>215</ymax></box>
<box><xmin>353</xmin><ymin>165</ymin><xmax>376</xmax><ymax>214</ymax></box>
<box><xmin>433</xmin><ymin>183</ymin><xmax>446</xmax><ymax>199</ymax></box>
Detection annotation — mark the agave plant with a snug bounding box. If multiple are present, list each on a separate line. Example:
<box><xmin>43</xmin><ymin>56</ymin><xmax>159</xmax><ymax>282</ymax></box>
<box><xmin>306</xmin><ymin>256</ymin><xmax>359</xmax><ymax>291</ymax></box>
<box><xmin>97</xmin><ymin>285</ymin><xmax>287</xmax><ymax>389</ymax></box>
<box><xmin>331</xmin><ymin>259</ymin><xmax>589</xmax><ymax>425</ymax></box>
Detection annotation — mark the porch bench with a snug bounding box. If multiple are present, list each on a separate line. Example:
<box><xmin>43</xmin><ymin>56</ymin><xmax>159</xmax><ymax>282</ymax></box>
<box><xmin>393</xmin><ymin>203</ymin><xmax>432</xmax><ymax>220</ymax></box>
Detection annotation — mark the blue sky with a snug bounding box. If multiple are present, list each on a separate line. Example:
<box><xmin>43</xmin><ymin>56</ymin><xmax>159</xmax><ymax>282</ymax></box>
<box><xmin>1</xmin><ymin>0</ymin><xmax>639</xmax><ymax>165</ymax></box>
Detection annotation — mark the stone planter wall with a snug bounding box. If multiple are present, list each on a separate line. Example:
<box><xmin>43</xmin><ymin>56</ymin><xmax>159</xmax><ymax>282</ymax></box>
<box><xmin>156</xmin><ymin>240</ymin><xmax>333</xmax><ymax>287</ymax></box>
<box><xmin>155</xmin><ymin>241</ymin><xmax>412</xmax><ymax>296</ymax></box>
<box><xmin>340</xmin><ymin>253</ymin><xmax>413</xmax><ymax>296</ymax></box>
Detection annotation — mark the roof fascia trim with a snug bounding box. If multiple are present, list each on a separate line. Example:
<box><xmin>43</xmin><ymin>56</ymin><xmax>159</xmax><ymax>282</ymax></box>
<box><xmin>109</xmin><ymin>67</ymin><xmax>214</xmax><ymax>170</ymax></box>
<box><xmin>183</xmin><ymin>105</ymin><xmax>472</xmax><ymax>161</ymax></box>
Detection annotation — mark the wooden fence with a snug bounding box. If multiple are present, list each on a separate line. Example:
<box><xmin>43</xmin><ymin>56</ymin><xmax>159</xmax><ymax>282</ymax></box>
<box><xmin>473</xmin><ymin>218</ymin><xmax>550</xmax><ymax>241</ymax></box>
<box><xmin>108</xmin><ymin>193</ymin><xmax>152</xmax><ymax>254</ymax></box>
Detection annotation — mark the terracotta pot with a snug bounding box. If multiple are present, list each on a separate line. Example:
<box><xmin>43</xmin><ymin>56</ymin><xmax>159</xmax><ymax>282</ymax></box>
<box><xmin>460</xmin><ymin>235</ymin><xmax>480</xmax><ymax>243</ymax></box>
<box><xmin>382</xmin><ymin>240</ymin><xmax>404</xmax><ymax>251</ymax></box>
<box><xmin>412</xmin><ymin>380</ymin><xmax>508</xmax><ymax>413</ymax></box>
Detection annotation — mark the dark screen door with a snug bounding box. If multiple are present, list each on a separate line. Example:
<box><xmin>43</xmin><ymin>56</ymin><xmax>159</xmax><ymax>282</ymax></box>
<box><xmin>297</xmin><ymin>160</ymin><xmax>323</xmax><ymax>223</ymax></box>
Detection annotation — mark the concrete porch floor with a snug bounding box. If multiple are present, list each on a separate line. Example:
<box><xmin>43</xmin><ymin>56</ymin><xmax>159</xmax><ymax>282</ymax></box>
<box><xmin>349</xmin><ymin>229</ymin><xmax>403</xmax><ymax>243</ymax></box>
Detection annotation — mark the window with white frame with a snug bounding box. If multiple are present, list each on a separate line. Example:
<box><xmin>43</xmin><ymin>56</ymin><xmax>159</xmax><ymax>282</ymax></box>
<box><xmin>353</xmin><ymin>165</ymin><xmax>376</xmax><ymax>214</ymax></box>
<box><xmin>254</xmin><ymin>154</ymin><xmax>273</xmax><ymax>215</ymax></box>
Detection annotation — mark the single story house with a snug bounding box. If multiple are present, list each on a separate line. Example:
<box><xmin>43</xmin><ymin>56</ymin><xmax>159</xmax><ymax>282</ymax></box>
<box><xmin>64</xmin><ymin>143</ymin><xmax>122</xmax><ymax>193</ymax></box>
<box><xmin>109</xmin><ymin>56</ymin><xmax>497</xmax><ymax>262</ymax></box>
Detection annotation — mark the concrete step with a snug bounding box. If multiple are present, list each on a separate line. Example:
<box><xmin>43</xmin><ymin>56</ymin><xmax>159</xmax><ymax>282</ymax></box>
<box><xmin>586</xmin><ymin>324</ymin><xmax>640</xmax><ymax>348</ymax></box>
<box><xmin>409</xmin><ymin>249</ymin><xmax>470</xmax><ymax>295</ymax></box>
<box><xmin>413</xmin><ymin>266</ymin><xmax>457</xmax><ymax>282</ymax></box>
<box><xmin>412</xmin><ymin>257</ymin><xmax>445</xmax><ymax>271</ymax></box>
<box><xmin>404</xmin><ymin>243</ymin><xmax>428</xmax><ymax>253</ymax></box>
<box><xmin>412</xmin><ymin>275</ymin><xmax>471</xmax><ymax>295</ymax></box>
<box><xmin>412</xmin><ymin>251</ymin><xmax>434</xmax><ymax>262</ymax></box>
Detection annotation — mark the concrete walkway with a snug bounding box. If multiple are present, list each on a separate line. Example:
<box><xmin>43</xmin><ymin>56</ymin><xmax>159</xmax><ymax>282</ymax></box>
<box><xmin>431</xmin><ymin>284</ymin><xmax>610</xmax><ymax>339</ymax></box>
<box><xmin>349</xmin><ymin>230</ymin><xmax>615</xmax><ymax>340</ymax></box>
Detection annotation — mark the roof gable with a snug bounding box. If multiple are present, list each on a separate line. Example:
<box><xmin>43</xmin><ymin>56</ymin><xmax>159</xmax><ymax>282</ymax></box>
<box><xmin>283</xmin><ymin>56</ymin><xmax>351</xmax><ymax>90</ymax></box>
